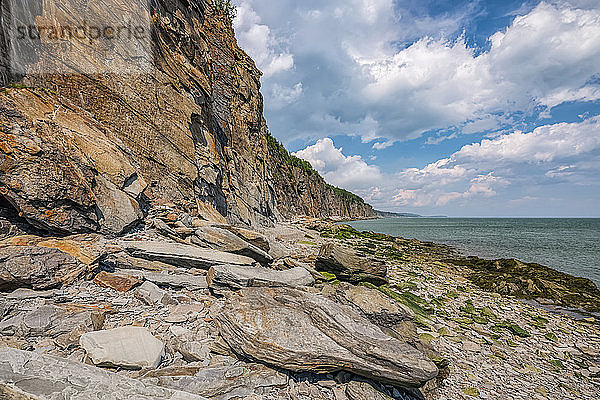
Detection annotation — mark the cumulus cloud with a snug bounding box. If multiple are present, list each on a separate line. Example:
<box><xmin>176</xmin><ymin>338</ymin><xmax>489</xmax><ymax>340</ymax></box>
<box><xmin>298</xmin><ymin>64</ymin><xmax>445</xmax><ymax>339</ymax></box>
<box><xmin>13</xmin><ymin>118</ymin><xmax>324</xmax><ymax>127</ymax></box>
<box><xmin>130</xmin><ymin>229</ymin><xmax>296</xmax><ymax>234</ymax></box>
<box><xmin>391</xmin><ymin>116</ymin><xmax>600</xmax><ymax>208</ymax></box>
<box><xmin>234</xmin><ymin>1</ymin><xmax>600</xmax><ymax>144</ymax></box>
<box><xmin>292</xmin><ymin>138</ymin><xmax>383</xmax><ymax>189</ymax></box>
<box><xmin>233</xmin><ymin>1</ymin><xmax>294</xmax><ymax>77</ymax></box>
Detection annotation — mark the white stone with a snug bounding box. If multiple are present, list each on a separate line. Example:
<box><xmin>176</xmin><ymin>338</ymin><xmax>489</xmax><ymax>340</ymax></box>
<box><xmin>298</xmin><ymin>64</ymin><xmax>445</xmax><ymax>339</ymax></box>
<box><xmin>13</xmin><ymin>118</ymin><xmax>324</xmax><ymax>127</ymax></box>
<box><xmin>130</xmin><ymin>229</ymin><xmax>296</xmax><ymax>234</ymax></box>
<box><xmin>80</xmin><ymin>326</ymin><xmax>164</xmax><ymax>369</ymax></box>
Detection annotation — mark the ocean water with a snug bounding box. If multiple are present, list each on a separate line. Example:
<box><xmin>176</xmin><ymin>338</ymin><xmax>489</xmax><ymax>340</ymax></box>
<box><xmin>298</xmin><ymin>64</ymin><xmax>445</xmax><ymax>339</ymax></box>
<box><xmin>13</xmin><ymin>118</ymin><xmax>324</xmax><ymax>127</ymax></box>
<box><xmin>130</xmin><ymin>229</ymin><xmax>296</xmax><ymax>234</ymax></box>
<box><xmin>344</xmin><ymin>218</ymin><xmax>600</xmax><ymax>287</ymax></box>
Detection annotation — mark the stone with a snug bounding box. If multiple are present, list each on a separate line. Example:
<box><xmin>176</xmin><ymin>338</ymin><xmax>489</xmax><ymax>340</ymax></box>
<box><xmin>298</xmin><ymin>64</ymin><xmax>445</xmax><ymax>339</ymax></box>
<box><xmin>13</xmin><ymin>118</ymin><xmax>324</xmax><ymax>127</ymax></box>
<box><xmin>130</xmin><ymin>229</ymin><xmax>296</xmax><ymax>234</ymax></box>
<box><xmin>0</xmin><ymin>245</ymin><xmax>86</xmax><ymax>291</ymax></box>
<box><xmin>215</xmin><ymin>225</ymin><xmax>271</xmax><ymax>253</ymax></box>
<box><xmin>151</xmin><ymin>362</ymin><xmax>288</xmax><ymax>400</ymax></box>
<box><xmin>6</xmin><ymin>288</ymin><xmax>55</xmax><ymax>300</ymax></box>
<box><xmin>119</xmin><ymin>268</ymin><xmax>208</xmax><ymax>291</ymax></box>
<box><xmin>330</xmin><ymin>284</ymin><xmax>414</xmax><ymax>327</ymax></box>
<box><xmin>206</xmin><ymin>265</ymin><xmax>314</xmax><ymax>292</ymax></box>
<box><xmin>122</xmin><ymin>241</ymin><xmax>257</xmax><ymax>269</ymax></box>
<box><xmin>0</xmin><ymin>347</ymin><xmax>206</xmax><ymax>399</ymax></box>
<box><xmin>134</xmin><ymin>281</ymin><xmax>176</xmax><ymax>306</ymax></box>
<box><xmin>316</xmin><ymin>243</ymin><xmax>388</xmax><ymax>286</ymax></box>
<box><xmin>345</xmin><ymin>381</ymin><xmax>393</xmax><ymax>400</ymax></box>
<box><xmin>94</xmin><ymin>174</ymin><xmax>143</xmax><ymax>236</ymax></box>
<box><xmin>195</xmin><ymin>226</ymin><xmax>273</xmax><ymax>264</ymax></box>
<box><xmin>215</xmin><ymin>287</ymin><xmax>438</xmax><ymax>388</ymax></box>
<box><xmin>80</xmin><ymin>326</ymin><xmax>165</xmax><ymax>369</ymax></box>
<box><xmin>93</xmin><ymin>271</ymin><xmax>142</xmax><ymax>292</ymax></box>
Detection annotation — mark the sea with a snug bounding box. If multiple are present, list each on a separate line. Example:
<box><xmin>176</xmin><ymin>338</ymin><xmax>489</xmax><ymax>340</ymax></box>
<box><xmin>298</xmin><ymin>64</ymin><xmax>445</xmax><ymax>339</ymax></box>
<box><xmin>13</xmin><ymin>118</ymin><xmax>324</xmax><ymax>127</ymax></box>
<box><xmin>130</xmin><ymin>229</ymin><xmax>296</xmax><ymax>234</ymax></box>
<box><xmin>344</xmin><ymin>218</ymin><xmax>600</xmax><ymax>288</ymax></box>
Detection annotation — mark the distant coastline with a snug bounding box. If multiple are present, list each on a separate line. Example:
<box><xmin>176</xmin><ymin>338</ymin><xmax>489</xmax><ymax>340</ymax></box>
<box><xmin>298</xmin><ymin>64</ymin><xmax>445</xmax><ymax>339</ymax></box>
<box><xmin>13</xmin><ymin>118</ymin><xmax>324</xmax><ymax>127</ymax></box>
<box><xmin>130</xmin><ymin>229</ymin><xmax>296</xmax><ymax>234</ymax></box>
<box><xmin>374</xmin><ymin>210</ymin><xmax>447</xmax><ymax>218</ymax></box>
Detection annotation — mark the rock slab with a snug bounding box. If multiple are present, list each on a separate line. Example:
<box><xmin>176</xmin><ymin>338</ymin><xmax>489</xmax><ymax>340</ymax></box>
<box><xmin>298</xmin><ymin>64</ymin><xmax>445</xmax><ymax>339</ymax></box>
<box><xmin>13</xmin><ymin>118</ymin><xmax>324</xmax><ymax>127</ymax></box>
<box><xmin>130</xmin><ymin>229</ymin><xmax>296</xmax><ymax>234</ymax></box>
<box><xmin>80</xmin><ymin>326</ymin><xmax>165</xmax><ymax>369</ymax></box>
<box><xmin>215</xmin><ymin>287</ymin><xmax>438</xmax><ymax>388</ymax></box>
<box><xmin>206</xmin><ymin>265</ymin><xmax>314</xmax><ymax>291</ymax></box>
<box><xmin>0</xmin><ymin>347</ymin><xmax>205</xmax><ymax>399</ymax></box>
<box><xmin>122</xmin><ymin>241</ymin><xmax>256</xmax><ymax>269</ymax></box>
<box><xmin>316</xmin><ymin>243</ymin><xmax>388</xmax><ymax>285</ymax></box>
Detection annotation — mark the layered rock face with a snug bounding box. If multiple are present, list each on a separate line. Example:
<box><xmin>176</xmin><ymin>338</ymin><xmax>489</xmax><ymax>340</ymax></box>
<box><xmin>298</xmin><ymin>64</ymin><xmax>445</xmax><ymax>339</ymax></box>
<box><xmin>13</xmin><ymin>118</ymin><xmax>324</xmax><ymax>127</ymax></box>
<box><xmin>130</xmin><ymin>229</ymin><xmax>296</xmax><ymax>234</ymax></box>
<box><xmin>0</xmin><ymin>0</ymin><xmax>373</xmax><ymax>236</ymax></box>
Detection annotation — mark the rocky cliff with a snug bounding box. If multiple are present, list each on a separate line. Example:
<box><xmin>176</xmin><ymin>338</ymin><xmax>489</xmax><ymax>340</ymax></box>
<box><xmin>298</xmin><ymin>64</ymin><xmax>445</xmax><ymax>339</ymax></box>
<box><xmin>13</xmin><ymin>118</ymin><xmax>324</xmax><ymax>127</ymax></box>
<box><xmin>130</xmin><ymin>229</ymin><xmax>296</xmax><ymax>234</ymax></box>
<box><xmin>0</xmin><ymin>0</ymin><xmax>373</xmax><ymax>236</ymax></box>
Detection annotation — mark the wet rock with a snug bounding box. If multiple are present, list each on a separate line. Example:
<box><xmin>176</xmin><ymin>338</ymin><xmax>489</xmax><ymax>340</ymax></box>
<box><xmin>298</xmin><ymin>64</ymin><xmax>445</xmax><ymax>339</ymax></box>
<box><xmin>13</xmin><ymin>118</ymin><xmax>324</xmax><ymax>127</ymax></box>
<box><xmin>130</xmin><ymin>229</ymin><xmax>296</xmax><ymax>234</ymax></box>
<box><xmin>0</xmin><ymin>245</ymin><xmax>86</xmax><ymax>291</ymax></box>
<box><xmin>215</xmin><ymin>287</ymin><xmax>438</xmax><ymax>388</ymax></box>
<box><xmin>93</xmin><ymin>271</ymin><xmax>141</xmax><ymax>292</ymax></box>
<box><xmin>316</xmin><ymin>243</ymin><xmax>388</xmax><ymax>286</ymax></box>
<box><xmin>206</xmin><ymin>265</ymin><xmax>314</xmax><ymax>292</ymax></box>
<box><xmin>0</xmin><ymin>347</ymin><xmax>206</xmax><ymax>399</ymax></box>
<box><xmin>151</xmin><ymin>362</ymin><xmax>288</xmax><ymax>400</ymax></box>
<box><xmin>195</xmin><ymin>226</ymin><xmax>273</xmax><ymax>264</ymax></box>
<box><xmin>122</xmin><ymin>241</ymin><xmax>257</xmax><ymax>269</ymax></box>
<box><xmin>80</xmin><ymin>326</ymin><xmax>165</xmax><ymax>369</ymax></box>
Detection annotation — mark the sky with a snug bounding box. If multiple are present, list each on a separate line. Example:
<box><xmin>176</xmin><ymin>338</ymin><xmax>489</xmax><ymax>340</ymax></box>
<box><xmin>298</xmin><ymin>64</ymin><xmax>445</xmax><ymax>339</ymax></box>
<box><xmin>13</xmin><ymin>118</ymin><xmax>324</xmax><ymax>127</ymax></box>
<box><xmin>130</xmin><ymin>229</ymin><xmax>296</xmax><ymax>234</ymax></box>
<box><xmin>232</xmin><ymin>0</ymin><xmax>600</xmax><ymax>217</ymax></box>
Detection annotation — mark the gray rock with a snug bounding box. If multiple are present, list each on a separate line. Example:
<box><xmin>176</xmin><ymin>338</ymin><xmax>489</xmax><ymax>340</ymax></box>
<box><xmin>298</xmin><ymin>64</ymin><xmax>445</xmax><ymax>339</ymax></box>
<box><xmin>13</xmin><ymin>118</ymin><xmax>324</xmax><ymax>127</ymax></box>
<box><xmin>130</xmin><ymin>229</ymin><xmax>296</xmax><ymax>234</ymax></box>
<box><xmin>195</xmin><ymin>226</ymin><xmax>273</xmax><ymax>264</ymax></box>
<box><xmin>6</xmin><ymin>288</ymin><xmax>55</xmax><ymax>300</ymax></box>
<box><xmin>0</xmin><ymin>245</ymin><xmax>86</xmax><ymax>291</ymax></box>
<box><xmin>150</xmin><ymin>362</ymin><xmax>288</xmax><ymax>400</ymax></box>
<box><xmin>135</xmin><ymin>281</ymin><xmax>176</xmax><ymax>305</ymax></box>
<box><xmin>216</xmin><ymin>225</ymin><xmax>271</xmax><ymax>253</ymax></box>
<box><xmin>0</xmin><ymin>347</ymin><xmax>206</xmax><ymax>399</ymax></box>
<box><xmin>215</xmin><ymin>287</ymin><xmax>438</xmax><ymax>388</ymax></box>
<box><xmin>80</xmin><ymin>326</ymin><xmax>165</xmax><ymax>369</ymax></box>
<box><xmin>345</xmin><ymin>381</ymin><xmax>393</xmax><ymax>400</ymax></box>
<box><xmin>206</xmin><ymin>265</ymin><xmax>314</xmax><ymax>292</ymax></box>
<box><xmin>316</xmin><ymin>244</ymin><xmax>388</xmax><ymax>286</ymax></box>
<box><xmin>119</xmin><ymin>268</ymin><xmax>208</xmax><ymax>291</ymax></box>
<box><xmin>122</xmin><ymin>241</ymin><xmax>257</xmax><ymax>269</ymax></box>
<box><xmin>330</xmin><ymin>284</ymin><xmax>414</xmax><ymax>328</ymax></box>
<box><xmin>94</xmin><ymin>174</ymin><xmax>143</xmax><ymax>236</ymax></box>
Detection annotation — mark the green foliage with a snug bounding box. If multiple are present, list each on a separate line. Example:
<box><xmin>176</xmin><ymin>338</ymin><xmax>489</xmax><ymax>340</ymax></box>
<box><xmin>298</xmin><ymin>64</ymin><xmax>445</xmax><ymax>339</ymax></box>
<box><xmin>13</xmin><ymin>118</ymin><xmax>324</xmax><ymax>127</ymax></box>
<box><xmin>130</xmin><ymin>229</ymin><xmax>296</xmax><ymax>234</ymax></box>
<box><xmin>326</xmin><ymin>184</ymin><xmax>364</xmax><ymax>204</ymax></box>
<box><xmin>265</xmin><ymin>130</ymin><xmax>366</xmax><ymax>204</ymax></box>
<box><xmin>214</xmin><ymin>0</ymin><xmax>237</xmax><ymax>21</ymax></box>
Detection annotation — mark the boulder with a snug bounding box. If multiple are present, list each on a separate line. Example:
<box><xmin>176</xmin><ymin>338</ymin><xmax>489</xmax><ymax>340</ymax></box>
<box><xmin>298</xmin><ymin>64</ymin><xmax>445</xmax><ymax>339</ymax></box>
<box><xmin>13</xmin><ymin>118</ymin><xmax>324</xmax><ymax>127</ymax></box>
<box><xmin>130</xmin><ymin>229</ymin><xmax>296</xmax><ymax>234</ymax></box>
<box><xmin>195</xmin><ymin>226</ymin><xmax>272</xmax><ymax>264</ymax></box>
<box><xmin>316</xmin><ymin>243</ymin><xmax>388</xmax><ymax>286</ymax></box>
<box><xmin>215</xmin><ymin>225</ymin><xmax>271</xmax><ymax>253</ymax></box>
<box><xmin>80</xmin><ymin>326</ymin><xmax>165</xmax><ymax>369</ymax></box>
<box><xmin>215</xmin><ymin>287</ymin><xmax>438</xmax><ymax>388</ymax></box>
<box><xmin>0</xmin><ymin>348</ymin><xmax>206</xmax><ymax>399</ymax></box>
<box><xmin>94</xmin><ymin>174</ymin><xmax>143</xmax><ymax>236</ymax></box>
<box><xmin>122</xmin><ymin>241</ymin><xmax>256</xmax><ymax>269</ymax></box>
<box><xmin>206</xmin><ymin>265</ymin><xmax>314</xmax><ymax>292</ymax></box>
<box><xmin>0</xmin><ymin>245</ymin><xmax>86</xmax><ymax>291</ymax></box>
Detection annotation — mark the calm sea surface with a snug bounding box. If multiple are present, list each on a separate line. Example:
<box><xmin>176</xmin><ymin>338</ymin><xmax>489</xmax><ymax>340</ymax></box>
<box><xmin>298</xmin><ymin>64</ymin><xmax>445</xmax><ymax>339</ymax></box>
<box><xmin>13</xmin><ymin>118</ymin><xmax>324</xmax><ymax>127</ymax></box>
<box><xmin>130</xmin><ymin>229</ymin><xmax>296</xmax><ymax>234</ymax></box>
<box><xmin>344</xmin><ymin>218</ymin><xmax>600</xmax><ymax>287</ymax></box>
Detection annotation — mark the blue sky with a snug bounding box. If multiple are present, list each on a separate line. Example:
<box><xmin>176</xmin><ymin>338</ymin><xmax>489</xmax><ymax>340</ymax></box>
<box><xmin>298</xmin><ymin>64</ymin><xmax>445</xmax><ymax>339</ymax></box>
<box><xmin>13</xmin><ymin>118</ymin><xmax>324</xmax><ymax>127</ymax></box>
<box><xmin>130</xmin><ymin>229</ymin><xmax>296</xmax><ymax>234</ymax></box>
<box><xmin>232</xmin><ymin>0</ymin><xmax>600</xmax><ymax>217</ymax></box>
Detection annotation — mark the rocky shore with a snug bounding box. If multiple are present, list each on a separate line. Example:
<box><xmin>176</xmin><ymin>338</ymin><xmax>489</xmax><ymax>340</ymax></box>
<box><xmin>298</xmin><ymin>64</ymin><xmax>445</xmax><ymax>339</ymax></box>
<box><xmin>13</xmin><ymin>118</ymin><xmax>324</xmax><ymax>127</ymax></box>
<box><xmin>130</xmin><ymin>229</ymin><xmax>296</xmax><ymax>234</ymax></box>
<box><xmin>1</xmin><ymin>210</ymin><xmax>599</xmax><ymax>400</ymax></box>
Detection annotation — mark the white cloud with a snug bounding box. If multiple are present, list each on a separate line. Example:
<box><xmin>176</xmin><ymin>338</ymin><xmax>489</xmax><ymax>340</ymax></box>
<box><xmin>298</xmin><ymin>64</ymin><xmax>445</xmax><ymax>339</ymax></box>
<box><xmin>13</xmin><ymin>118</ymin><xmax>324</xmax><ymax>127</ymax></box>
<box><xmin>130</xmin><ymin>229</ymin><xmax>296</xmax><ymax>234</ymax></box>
<box><xmin>292</xmin><ymin>138</ymin><xmax>382</xmax><ymax>189</ymax></box>
<box><xmin>234</xmin><ymin>1</ymin><xmax>600</xmax><ymax>144</ymax></box>
<box><xmin>270</xmin><ymin>82</ymin><xmax>303</xmax><ymax>109</ymax></box>
<box><xmin>390</xmin><ymin>116</ymin><xmax>600</xmax><ymax>208</ymax></box>
<box><xmin>233</xmin><ymin>1</ymin><xmax>294</xmax><ymax>77</ymax></box>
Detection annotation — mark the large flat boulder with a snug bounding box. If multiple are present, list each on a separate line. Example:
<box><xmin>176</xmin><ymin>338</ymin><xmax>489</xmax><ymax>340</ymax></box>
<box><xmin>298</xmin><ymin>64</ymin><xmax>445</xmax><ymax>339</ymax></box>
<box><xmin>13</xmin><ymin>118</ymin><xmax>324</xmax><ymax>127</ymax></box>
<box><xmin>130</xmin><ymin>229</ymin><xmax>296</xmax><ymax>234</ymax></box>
<box><xmin>119</xmin><ymin>268</ymin><xmax>208</xmax><ymax>291</ymax></box>
<box><xmin>215</xmin><ymin>225</ymin><xmax>271</xmax><ymax>253</ymax></box>
<box><xmin>0</xmin><ymin>245</ymin><xmax>86</xmax><ymax>291</ymax></box>
<box><xmin>0</xmin><ymin>348</ymin><xmax>205</xmax><ymax>399</ymax></box>
<box><xmin>122</xmin><ymin>241</ymin><xmax>256</xmax><ymax>269</ymax></box>
<box><xmin>206</xmin><ymin>265</ymin><xmax>314</xmax><ymax>292</ymax></box>
<box><xmin>316</xmin><ymin>243</ymin><xmax>388</xmax><ymax>286</ymax></box>
<box><xmin>195</xmin><ymin>226</ymin><xmax>273</xmax><ymax>264</ymax></box>
<box><xmin>215</xmin><ymin>287</ymin><xmax>438</xmax><ymax>388</ymax></box>
<box><xmin>79</xmin><ymin>326</ymin><xmax>165</xmax><ymax>369</ymax></box>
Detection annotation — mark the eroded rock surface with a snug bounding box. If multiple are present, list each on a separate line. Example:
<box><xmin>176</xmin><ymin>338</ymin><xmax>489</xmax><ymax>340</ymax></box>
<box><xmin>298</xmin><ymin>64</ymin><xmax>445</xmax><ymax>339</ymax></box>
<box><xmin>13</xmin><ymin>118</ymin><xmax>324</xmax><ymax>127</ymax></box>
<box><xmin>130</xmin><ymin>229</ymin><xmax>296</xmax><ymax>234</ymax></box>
<box><xmin>0</xmin><ymin>347</ymin><xmax>206</xmax><ymax>399</ymax></box>
<box><xmin>215</xmin><ymin>287</ymin><xmax>438</xmax><ymax>388</ymax></box>
<box><xmin>206</xmin><ymin>265</ymin><xmax>314</xmax><ymax>292</ymax></box>
<box><xmin>316</xmin><ymin>243</ymin><xmax>388</xmax><ymax>286</ymax></box>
